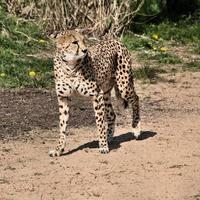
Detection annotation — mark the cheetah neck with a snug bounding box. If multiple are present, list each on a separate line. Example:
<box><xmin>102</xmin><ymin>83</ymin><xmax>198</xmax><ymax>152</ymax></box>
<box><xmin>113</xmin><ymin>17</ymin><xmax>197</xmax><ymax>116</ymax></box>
<box><xmin>55</xmin><ymin>52</ymin><xmax>91</xmax><ymax>78</ymax></box>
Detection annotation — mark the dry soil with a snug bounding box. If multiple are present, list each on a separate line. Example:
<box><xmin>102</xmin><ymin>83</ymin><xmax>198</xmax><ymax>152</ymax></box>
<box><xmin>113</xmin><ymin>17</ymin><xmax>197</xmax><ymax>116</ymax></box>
<box><xmin>0</xmin><ymin>72</ymin><xmax>200</xmax><ymax>200</ymax></box>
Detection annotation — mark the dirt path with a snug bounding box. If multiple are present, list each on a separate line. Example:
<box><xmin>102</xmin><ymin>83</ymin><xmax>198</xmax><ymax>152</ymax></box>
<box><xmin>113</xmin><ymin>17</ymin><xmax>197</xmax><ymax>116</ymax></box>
<box><xmin>0</xmin><ymin>72</ymin><xmax>200</xmax><ymax>200</ymax></box>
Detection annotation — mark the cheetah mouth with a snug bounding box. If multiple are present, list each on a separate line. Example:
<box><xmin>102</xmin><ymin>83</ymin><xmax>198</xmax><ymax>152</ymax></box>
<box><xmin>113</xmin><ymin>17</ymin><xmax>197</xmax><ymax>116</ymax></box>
<box><xmin>61</xmin><ymin>53</ymin><xmax>86</xmax><ymax>64</ymax></box>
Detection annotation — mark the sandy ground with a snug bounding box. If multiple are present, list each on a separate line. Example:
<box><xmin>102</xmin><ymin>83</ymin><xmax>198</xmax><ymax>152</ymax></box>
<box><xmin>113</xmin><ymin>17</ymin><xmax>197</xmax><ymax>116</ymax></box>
<box><xmin>0</xmin><ymin>72</ymin><xmax>200</xmax><ymax>200</ymax></box>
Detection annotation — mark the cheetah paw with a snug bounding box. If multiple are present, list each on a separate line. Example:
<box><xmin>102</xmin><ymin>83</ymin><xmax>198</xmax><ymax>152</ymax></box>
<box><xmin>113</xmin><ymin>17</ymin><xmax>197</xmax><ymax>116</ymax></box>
<box><xmin>99</xmin><ymin>146</ymin><xmax>109</xmax><ymax>154</ymax></box>
<box><xmin>48</xmin><ymin>149</ymin><xmax>64</xmax><ymax>157</ymax></box>
<box><xmin>133</xmin><ymin>121</ymin><xmax>141</xmax><ymax>140</ymax></box>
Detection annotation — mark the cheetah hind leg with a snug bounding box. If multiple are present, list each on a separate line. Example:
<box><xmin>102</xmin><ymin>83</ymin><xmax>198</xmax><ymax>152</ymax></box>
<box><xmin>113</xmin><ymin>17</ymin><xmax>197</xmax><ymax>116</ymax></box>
<box><xmin>131</xmin><ymin>94</ymin><xmax>141</xmax><ymax>139</ymax></box>
<box><xmin>117</xmin><ymin>85</ymin><xmax>141</xmax><ymax>139</ymax></box>
<box><xmin>104</xmin><ymin>92</ymin><xmax>116</xmax><ymax>143</ymax></box>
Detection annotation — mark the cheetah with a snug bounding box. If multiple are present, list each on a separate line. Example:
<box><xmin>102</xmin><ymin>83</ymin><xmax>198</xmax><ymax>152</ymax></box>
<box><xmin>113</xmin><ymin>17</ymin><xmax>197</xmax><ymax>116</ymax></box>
<box><xmin>49</xmin><ymin>30</ymin><xmax>141</xmax><ymax>157</ymax></box>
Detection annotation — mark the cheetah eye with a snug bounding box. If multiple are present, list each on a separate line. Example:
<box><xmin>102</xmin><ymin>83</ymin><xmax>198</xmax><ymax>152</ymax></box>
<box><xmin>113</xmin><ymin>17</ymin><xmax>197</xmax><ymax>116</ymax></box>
<box><xmin>72</xmin><ymin>41</ymin><xmax>78</xmax><ymax>44</ymax></box>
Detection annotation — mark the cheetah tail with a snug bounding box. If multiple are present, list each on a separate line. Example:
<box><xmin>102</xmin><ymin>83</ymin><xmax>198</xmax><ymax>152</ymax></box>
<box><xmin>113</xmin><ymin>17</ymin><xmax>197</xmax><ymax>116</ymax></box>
<box><xmin>114</xmin><ymin>85</ymin><xmax>128</xmax><ymax>109</ymax></box>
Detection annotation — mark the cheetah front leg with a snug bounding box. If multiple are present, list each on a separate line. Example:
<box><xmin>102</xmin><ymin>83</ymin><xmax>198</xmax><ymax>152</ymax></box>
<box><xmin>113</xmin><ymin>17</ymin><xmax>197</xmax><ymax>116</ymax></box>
<box><xmin>104</xmin><ymin>92</ymin><xmax>116</xmax><ymax>143</ymax></box>
<box><xmin>93</xmin><ymin>91</ymin><xmax>109</xmax><ymax>154</ymax></box>
<box><xmin>49</xmin><ymin>96</ymin><xmax>70</xmax><ymax>157</ymax></box>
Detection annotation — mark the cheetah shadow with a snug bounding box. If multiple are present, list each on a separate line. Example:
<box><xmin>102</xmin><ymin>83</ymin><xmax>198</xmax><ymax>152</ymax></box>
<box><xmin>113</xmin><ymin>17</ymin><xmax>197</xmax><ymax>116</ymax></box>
<box><xmin>63</xmin><ymin>131</ymin><xmax>157</xmax><ymax>156</ymax></box>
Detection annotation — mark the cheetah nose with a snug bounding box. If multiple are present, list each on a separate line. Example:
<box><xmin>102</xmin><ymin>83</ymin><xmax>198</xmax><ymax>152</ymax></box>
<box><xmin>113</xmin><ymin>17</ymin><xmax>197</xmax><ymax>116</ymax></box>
<box><xmin>82</xmin><ymin>49</ymin><xmax>87</xmax><ymax>53</ymax></box>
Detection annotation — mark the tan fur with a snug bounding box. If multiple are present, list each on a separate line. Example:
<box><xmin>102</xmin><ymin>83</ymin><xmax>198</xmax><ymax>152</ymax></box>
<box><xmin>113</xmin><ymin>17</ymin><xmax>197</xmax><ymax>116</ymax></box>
<box><xmin>49</xmin><ymin>30</ymin><xmax>141</xmax><ymax>157</ymax></box>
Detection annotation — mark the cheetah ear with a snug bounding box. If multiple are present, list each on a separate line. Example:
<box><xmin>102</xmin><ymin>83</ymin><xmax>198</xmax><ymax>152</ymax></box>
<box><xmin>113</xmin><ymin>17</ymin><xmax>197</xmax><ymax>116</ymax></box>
<box><xmin>49</xmin><ymin>31</ymin><xmax>62</xmax><ymax>48</ymax></box>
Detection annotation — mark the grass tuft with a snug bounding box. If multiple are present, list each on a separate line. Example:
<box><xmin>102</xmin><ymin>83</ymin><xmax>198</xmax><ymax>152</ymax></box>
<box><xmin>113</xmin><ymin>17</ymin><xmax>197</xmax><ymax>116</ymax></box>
<box><xmin>183</xmin><ymin>61</ymin><xmax>200</xmax><ymax>71</ymax></box>
<box><xmin>0</xmin><ymin>9</ymin><xmax>54</xmax><ymax>88</ymax></box>
<box><xmin>123</xmin><ymin>17</ymin><xmax>200</xmax><ymax>80</ymax></box>
<box><xmin>122</xmin><ymin>34</ymin><xmax>152</xmax><ymax>51</ymax></box>
<box><xmin>133</xmin><ymin>66</ymin><xmax>166</xmax><ymax>83</ymax></box>
<box><xmin>150</xmin><ymin>53</ymin><xmax>182</xmax><ymax>64</ymax></box>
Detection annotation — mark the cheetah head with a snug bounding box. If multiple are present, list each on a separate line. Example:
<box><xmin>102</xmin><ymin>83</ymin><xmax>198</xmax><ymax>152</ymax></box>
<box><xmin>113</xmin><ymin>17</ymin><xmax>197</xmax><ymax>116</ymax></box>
<box><xmin>56</xmin><ymin>30</ymin><xmax>87</xmax><ymax>66</ymax></box>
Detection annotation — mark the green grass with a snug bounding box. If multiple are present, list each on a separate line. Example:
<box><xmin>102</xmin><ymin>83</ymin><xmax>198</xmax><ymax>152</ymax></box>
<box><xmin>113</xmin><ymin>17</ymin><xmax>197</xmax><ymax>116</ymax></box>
<box><xmin>123</xmin><ymin>16</ymin><xmax>200</xmax><ymax>80</ymax></box>
<box><xmin>123</xmin><ymin>17</ymin><xmax>200</xmax><ymax>54</ymax></box>
<box><xmin>0</xmin><ymin>8</ymin><xmax>54</xmax><ymax>88</ymax></box>
<box><xmin>122</xmin><ymin>34</ymin><xmax>153</xmax><ymax>51</ymax></box>
<box><xmin>151</xmin><ymin>53</ymin><xmax>181</xmax><ymax>64</ymax></box>
<box><xmin>142</xmin><ymin>20</ymin><xmax>200</xmax><ymax>45</ymax></box>
<box><xmin>138</xmin><ymin>52</ymin><xmax>182</xmax><ymax>64</ymax></box>
<box><xmin>122</xmin><ymin>30</ymin><xmax>182</xmax><ymax>66</ymax></box>
<box><xmin>183</xmin><ymin>61</ymin><xmax>200</xmax><ymax>71</ymax></box>
<box><xmin>1</xmin><ymin>5</ymin><xmax>200</xmax><ymax>88</ymax></box>
<box><xmin>194</xmin><ymin>43</ymin><xmax>200</xmax><ymax>54</ymax></box>
<box><xmin>133</xmin><ymin>66</ymin><xmax>166</xmax><ymax>83</ymax></box>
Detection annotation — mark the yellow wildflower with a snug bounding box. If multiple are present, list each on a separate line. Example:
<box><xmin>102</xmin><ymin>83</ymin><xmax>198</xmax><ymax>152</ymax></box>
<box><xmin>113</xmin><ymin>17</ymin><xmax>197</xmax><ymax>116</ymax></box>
<box><xmin>38</xmin><ymin>39</ymin><xmax>46</xmax><ymax>44</ymax></box>
<box><xmin>29</xmin><ymin>71</ymin><xmax>36</xmax><ymax>78</ymax></box>
<box><xmin>0</xmin><ymin>72</ymin><xmax>6</xmax><ymax>77</ymax></box>
<box><xmin>151</xmin><ymin>34</ymin><xmax>159</xmax><ymax>40</ymax></box>
<box><xmin>153</xmin><ymin>46</ymin><xmax>157</xmax><ymax>50</ymax></box>
<box><xmin>160</xmin><ymin>47</ymin><xmax>168</xmax><ymax>52</ymax></box>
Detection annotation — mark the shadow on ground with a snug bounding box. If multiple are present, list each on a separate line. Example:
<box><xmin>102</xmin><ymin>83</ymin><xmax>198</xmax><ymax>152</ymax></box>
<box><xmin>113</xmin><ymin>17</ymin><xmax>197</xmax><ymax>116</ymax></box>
<box><xmin>63</xmin><ymin>131</ymin><xmax>157</xmax><ymax>155</ymax></box>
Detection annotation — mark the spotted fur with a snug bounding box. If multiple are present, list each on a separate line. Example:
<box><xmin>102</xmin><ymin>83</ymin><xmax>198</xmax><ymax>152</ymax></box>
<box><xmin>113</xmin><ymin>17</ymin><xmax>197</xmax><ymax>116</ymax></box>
<box><xmin>49</xmin><ymin>30</ymin><xmax>141</xmax><ymax>157</ymax></box>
